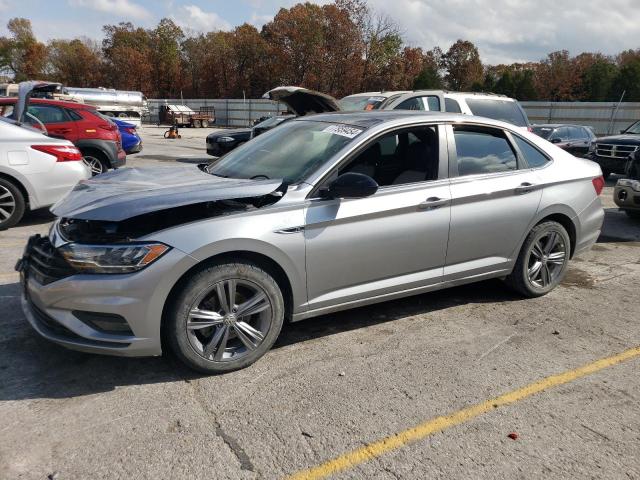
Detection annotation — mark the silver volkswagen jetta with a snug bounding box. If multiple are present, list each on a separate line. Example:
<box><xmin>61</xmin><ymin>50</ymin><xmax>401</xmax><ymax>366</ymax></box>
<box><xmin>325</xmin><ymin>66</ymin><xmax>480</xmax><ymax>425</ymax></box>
<box><xmin>19</xmin><ymin>111</ymin><xmax>604</xmax><ymax>373</ymax></box>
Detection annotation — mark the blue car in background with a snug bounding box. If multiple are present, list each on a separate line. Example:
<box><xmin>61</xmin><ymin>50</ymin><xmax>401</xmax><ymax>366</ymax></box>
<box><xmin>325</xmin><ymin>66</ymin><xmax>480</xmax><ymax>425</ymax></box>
<box><xmin>111</xmin><ymin>118</ymin><xmax>142</xmax><ymax>154</ymax></box>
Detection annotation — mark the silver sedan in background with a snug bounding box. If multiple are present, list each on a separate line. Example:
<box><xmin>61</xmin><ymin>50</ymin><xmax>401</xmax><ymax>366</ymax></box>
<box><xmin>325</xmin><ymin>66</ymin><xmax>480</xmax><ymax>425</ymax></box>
<box><xmin>19</xmin><ymin>111</ymin><xmax>604</xmax><ymax>373</ymax></box>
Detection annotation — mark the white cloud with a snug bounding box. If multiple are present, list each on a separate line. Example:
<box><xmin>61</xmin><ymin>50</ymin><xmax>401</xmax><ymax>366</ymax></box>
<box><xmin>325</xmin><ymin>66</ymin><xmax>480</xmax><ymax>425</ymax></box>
<box><xmin>366</xmin><ymin>0</ymin><xmax>640</xmax><ymax>64</ymax></box>
<box><xmin>174</xmin><ymin>5</ymin><xmax>232</xmax><ymax>32</ymax></box>
<box><xmin>0</xmin><ymin>0</ymin><xmax>8</xmax><ymax>11</ymax></box>
<box><xmin>69</xmin><ymin>0</ymin><xmax>150</xmax><ymax>20</ymax></box>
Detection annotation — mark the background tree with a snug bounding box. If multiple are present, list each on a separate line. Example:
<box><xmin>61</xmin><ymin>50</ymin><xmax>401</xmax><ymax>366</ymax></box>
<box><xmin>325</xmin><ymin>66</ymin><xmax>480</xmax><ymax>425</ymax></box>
<box><xmin>102</xmin><ymin>22</ymin><xmax>152</xmax><ymax>92</ymax></box>
<box><xmin>0</xmin><ymin>18</ymin><xmax>47</xmax><ymax>81</ymax></box>
<box><xmin>441</xmin><ymin>40</ymin><xmax>483</xmax><ymax>90</ymax></box>
<box><xmin>46</xmin><ymin>38</ymin><xmax>104</xmax><ymax>86</ymax></box>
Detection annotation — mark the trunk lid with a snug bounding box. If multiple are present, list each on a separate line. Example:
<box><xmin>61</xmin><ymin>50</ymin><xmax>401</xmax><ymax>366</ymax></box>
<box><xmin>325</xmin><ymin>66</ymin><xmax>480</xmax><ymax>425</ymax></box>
<box><xmin>262</xmin><ymin>86</ymin><xmax>341</xmax><ymax>116</ymax></box>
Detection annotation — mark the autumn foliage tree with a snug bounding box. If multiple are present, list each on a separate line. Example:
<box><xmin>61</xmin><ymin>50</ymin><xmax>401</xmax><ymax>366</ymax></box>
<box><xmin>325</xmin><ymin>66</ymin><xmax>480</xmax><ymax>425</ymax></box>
<box><xmin>1</xmin><ymin>7</ymin><xmax>638</xmax><ymax>102</ymax></box>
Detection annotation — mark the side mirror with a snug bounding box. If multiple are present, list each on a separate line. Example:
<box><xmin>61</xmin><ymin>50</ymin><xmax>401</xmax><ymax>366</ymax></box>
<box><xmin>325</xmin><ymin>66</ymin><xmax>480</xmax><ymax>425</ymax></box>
<box><xmin>323</xmin><ymin>172</ymin><xmax>378</xmax><ymax>199</ymax></box>
<box><xmin>550</xmin><ymin>138</ymin><xmax>562</xmax><ymax>144</ymax></box>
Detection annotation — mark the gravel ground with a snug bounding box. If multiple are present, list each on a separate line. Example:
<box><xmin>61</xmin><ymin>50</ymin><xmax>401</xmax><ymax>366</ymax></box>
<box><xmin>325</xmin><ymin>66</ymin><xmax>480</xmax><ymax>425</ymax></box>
<box><xmin>1</xmin><ymin>128</ymin><xmax>639</xmax><ymax>479</ymax></box>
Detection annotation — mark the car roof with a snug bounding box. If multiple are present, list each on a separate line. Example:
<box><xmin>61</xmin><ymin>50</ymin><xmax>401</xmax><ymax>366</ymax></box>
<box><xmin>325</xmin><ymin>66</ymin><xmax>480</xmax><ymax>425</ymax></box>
<box><xmin>0</xmin><ymin>97</ymin><xmax>96</xmax><ymax>110</ymax></box>
<box><xmin>533</xmin><ymin>124</ymin><xmax>585</xmax><ymax>128</ymax></box>
<box><xmin>294</xmin><ymin>110</ymin><xmax>491</xmax><ymax>128</ymax></box>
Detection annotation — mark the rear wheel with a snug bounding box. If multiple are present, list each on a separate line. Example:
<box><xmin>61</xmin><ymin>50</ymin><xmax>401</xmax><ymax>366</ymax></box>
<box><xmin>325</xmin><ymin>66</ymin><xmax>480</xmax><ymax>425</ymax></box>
<box><xmin>192</xmin><ymin>120</ymin><xmax>202</xmax><ymax>128</ymax></box>
<box><xmin>0</xmin><ymin>178</ymin><xmax>26</xmax><ymax>230</ymax></box>
<box><xmin>505</xmin><ymin>221</ymin><xmax>571</xmax><ymax>297</ymax></box>
<box><xmin>167</xmin><ymin>260</ymin><xmax>285</xmax><ymax>374</ymax></box>
<box><xmin>201</xmin><ymin>119</ymin><xmax>209</xmax><ymax>128</ymax></box>
<box><xmin>82</xmin><ymin>151</ymin><xmax>108</xmax><ymax>176</ymax></box>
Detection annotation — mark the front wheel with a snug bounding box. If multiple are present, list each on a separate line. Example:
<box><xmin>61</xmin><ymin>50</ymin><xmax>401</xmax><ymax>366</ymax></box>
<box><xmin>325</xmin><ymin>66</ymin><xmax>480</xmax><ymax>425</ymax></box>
<box><xmin>166</xmin><ymin>261</ymin><xmax>285</xmax><ymax>374</ymax></box>
<box><xmin>505</xmin><ymin>221</ymin><xmax>571</xmax><ymax>297</ymax></box>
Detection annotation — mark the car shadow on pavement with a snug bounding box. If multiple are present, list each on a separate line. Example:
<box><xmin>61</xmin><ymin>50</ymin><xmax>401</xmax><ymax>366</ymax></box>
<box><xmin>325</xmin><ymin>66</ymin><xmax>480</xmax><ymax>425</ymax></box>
<box><xmin>0</xmin><ymin>279</ymin><xmax>521</xmax><ymax>402</ymax></box>
<box><xmin>597</xmin><ymin>208</ymin><xmax>640</xmax><ymax>243</ymax></box>
<box><xmin>16</xmin><ymin>208</ymin><xmax>56</xmax><ymax>227</ymax></box>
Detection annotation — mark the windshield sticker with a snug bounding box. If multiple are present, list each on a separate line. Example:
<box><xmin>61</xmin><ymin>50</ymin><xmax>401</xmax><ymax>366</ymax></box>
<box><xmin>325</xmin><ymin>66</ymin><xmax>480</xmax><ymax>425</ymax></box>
<box><xmin>322</xmin><ymin>124</ymin><xmax>363</xmax><ymax>138</ymax></box>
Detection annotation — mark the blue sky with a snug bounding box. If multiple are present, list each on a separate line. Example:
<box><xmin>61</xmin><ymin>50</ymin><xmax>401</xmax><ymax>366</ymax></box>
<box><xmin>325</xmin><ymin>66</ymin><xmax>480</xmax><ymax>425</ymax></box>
<box><xmin>1</xmin><ymin>0</ymin><xmax>639</xmax><ymax>64</ymax></box>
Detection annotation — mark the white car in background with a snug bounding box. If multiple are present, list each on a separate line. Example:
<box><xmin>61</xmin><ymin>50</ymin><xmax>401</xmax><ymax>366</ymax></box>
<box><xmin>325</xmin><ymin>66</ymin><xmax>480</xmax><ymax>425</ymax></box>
<box><xmin>265</xmin><ymin>87</ymin><xmax>531</xmax><ymax>131</ymax></box>
<box><xmin>0</xmin><ymin>118</ymin><xmax>89</xmax><ymax>229</ymax></box>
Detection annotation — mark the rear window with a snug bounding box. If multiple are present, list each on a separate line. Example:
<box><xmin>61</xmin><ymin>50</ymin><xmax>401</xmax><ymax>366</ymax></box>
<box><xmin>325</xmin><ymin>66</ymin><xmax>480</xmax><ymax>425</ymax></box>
<box><xmin>532</xmin><ymin>126</ymin><xmax>554</xmax><ymax>140</ymax></box>
<box><xmin>465</xmin><ymin>98</ymin><xmax>528</xmax><ymax>127</ymax></box>
<box><xmin>339</xmin><ymin>95</ymin><xmax>386</xmax><ymax>111</ymax></box>
<box><xmin>445</xmin><ymin>98</ymin><xmax>462</xmax><ymax>113</ymax></box>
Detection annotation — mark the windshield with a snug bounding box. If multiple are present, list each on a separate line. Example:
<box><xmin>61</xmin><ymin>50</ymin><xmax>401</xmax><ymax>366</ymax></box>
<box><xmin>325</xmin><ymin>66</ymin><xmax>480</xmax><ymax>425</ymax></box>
<box><xmin>465</xmin><ymin>98</ymin><xmax>529</xmax><ymax>127</ymax></box>
<box><xmin>624</xmin><ymin>121</ymin><xmax>640</xmax><ymax>134</ymax></box>
<box><xmin>340</xmin><ymin>95</ymin><xmax>385</xmax><ymax>111</ymax></box>
<box><xmin>532</xmin><ymin>126</ymin><xmax>555</xmax><ymax>139</ymax></box>
<box><xmin>208</xmin><ymin>120</ymin><xmax>364</xmax><ymax>184</ymax></box>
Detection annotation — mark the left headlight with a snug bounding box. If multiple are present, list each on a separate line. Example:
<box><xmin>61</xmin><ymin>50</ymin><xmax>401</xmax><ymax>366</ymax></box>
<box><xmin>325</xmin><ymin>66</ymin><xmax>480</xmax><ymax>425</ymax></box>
<box><xmin>59</xmin><ymin>242</ymin><xmax>170</xmax><ymax>274</ymax></box>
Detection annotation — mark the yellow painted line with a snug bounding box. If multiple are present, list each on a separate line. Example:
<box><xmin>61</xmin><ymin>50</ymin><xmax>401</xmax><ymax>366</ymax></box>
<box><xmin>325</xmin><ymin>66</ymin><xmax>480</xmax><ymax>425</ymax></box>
<box><xmin>287</xmin><ymin>346</ymin><xmax>640</xmax><ymax>480</ymax></box>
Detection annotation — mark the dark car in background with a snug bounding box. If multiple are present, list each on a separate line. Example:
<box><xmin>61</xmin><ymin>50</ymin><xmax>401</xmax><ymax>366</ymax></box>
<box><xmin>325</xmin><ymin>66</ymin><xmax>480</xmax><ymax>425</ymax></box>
<box><xmin>532</xmin><ymin>124</ymin><xmax>596</xmax><ymax>157</ymax></box>
<box><xmin>587</xmin><ymin>121</ymin><xmax>640</xmax><ymax>179</ymax></box>
<box><xmin>206</xmin><ymin>115</ymin><xmax>294</xmax><ymax>156</ymax></box>
<box><xmin>111</xmin><ymin>117</ymin><xmax>142</xmax><ymax>154</ymax></box>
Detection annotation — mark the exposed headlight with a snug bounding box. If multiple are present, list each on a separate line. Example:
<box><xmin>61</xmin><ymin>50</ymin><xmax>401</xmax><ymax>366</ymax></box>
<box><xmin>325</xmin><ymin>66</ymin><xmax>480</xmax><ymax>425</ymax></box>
<box><xmin>617</xmin><ymin>179</ymin><xmax>640</xmax><ymax>191</ymax></box>
<box><xmin>588</xmin><ymin>143</ymin><xmax>596</xmax><ymax>153</ymax></box>
<box><xmin>59</xmin><ymin>242</ymin><xmax>170</xmax><ymax>273</ymax></box>
<box><xmin>217</xmin><ymin>136</ymin><xmax>235</xmax><ymax>143</ymax></box>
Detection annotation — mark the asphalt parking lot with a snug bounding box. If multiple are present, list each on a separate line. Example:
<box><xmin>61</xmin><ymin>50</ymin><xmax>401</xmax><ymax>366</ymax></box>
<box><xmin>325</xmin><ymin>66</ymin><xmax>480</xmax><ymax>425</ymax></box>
<box><xmin>1</xmin><ymin>127</ymin><xmax>640</xmax><ymax>479</ymax></box>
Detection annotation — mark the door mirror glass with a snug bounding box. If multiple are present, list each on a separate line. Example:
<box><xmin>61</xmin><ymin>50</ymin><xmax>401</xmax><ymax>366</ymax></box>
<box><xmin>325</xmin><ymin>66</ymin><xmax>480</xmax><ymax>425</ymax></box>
<box><xmin>550</xmin><ymin>137</ymin><xmax>562</xmax><ymax>144</ymax></box>
<box><xmin>324</xmin><ymin>172</ymin><xmax>378</xmax><ymax>199</ymax></box>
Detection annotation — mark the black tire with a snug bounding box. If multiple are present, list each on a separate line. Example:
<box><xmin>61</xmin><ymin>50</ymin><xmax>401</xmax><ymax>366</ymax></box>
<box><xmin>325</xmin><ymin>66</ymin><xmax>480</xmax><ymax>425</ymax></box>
<box><xmin>81</xmin><ymin>150</ymin><xmax>109</xmax><ymax>176</ymax></box>
<box><xmin>625</xmin><ymin>210</ymin><xmax>640</xmax><ymax>220</ymax></box>
<box><xmin>0</xmin><ymin>178</ymin><xmax>26</xmax><ymax>230</ymax></box>
<box><xmin>201</xmin><ymin>119</ymin><xmax>209</xmax><ymax>128</ymax></box>
<box><xmin>504</xmin><ymin>221</ymin><xmax>571</xmax><ymax>298</ymax></box>
<box><xmin>192</xmin><ymin>120</ymin><xmax>202</xmax><ymax>128</ymax></box>
<box><xmin>166</xmin><ymin>260</ymin><xmax>285</xmax><ymax>374</ymax></box>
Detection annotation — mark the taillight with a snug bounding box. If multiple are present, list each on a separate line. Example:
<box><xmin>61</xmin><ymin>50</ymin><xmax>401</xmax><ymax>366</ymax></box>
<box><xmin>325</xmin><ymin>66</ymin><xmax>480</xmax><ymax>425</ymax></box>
<box><xmin>592</xmin><ymin>175</ymin><xmax>605</xmax><ymax>196</ymax></box>
<box><xmin>31</xmin><ymin>144</ymin><xmax>83</xmax><ymax>162</ymax></box>
<box><xmin>527</xmin><ymin>126</ymin><xmax>533</xmax><ymax>132</ymax></box>
<box><xmin>98</xmin><ymin>124</ymin><xmax>116</xmax><ymax>132</ymax></box>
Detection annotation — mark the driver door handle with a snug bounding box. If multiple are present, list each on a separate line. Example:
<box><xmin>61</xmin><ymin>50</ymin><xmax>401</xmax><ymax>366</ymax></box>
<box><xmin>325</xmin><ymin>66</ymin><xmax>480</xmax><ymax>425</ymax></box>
<box><xmin>418</xmin><ymin>197</ymin><xmax>450</xmax><ymax>210</ymax></box>
<box><xmin>515</xmin><ymin>182</ymin><xmax>536</xmax><ymax>195</ymax></box>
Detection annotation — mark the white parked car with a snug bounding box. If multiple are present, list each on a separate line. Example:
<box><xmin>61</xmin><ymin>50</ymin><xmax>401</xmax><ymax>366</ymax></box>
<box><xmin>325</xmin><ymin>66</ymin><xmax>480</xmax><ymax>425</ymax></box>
<box><xmin>0</xmin><ymin>118</ymin><xmax>90</xmax><ymax>229</ymax></box>
<box><xmin>265</xmin><ymin>87</ymin><xmax>531</xmax><ymax>130</ymax></box>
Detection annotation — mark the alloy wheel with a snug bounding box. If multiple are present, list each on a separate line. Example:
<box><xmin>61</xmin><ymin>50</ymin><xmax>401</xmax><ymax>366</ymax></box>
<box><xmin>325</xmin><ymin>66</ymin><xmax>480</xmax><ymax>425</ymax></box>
<box><xmin>0</xmin><ymin>185</ymin><xmax>16</xmax><ymax>222</ymax></box>
<box><xmin>83</xmin><ymin>156</ymin><xmax>105</xmax><ymax>176</ymax></box>
<box><xmin>526</xmin><ymin>230</ymin><xmax>568</xmax><ymax>288</ymax></box>
<box><xmin>186</xmin><ymin>278</ymin><xmax>272</xmax><ymax>362</ymax></box>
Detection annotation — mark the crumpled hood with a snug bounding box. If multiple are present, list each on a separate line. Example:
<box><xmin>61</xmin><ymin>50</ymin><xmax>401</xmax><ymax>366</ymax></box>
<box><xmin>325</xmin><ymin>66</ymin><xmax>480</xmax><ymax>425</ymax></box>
<box><xmin>595</xmin><ymin>134</ymin><xmax>640</xmax><ymax>144</ymax></box>
<box><xmin>51</xmin><ymin>167</ymin><xmax>285</xmax><ymax>222</ymax></box>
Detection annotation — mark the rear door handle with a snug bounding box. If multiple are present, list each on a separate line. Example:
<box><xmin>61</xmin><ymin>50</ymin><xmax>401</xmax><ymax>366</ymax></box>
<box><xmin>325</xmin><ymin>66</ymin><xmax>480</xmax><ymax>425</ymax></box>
<box><xmin>515</xmin><ymin>182</ymin><xmax>536</xmax><ymax>195</ymax></box>
<box><xmin>418</xmin><ymin>197</ymin><xmax>450</xmax><ymax>210</ymax></box>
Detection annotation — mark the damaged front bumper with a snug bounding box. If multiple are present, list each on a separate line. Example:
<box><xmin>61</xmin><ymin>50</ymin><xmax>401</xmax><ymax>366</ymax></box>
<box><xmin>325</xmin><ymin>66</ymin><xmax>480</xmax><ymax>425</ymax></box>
<box><xmin>18</xmin><ymin>233</ymin><xmax>198</xmax><ymax>357</ymax></box>
<box><xmin>614</xmin><ymin>178</ymin><xmax>640</xmax><ymax>211</ymax></box>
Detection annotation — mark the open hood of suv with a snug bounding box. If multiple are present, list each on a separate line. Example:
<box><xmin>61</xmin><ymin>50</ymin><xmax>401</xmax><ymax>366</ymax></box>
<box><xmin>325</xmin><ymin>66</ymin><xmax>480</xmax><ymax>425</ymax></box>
<box><xmin>263</xmin><ymin>86</ymin><xmax>341</xmax><ymax>116</ymax></box>
<box><xmin>51</xmin><ymin>167</ymin><xmax>285</xmax><ymax>222</ymax></box>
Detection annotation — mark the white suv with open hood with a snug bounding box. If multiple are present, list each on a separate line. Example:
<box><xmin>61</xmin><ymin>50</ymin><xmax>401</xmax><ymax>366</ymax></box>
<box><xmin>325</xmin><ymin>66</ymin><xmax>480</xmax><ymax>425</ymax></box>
<box><xmin>265</xmin><ymin>87</ymin><xmax>531</xmax><ymax>130</ymax></box>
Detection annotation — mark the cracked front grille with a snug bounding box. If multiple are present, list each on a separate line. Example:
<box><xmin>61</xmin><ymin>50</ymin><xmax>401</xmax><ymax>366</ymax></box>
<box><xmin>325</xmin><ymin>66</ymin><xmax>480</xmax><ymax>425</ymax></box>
<box><xmin>595</xmin><ymin>143</ymin><xmax>638</xmax><ymax>159</ymax></box>
<box><xmin>25</xmin><ymin>235</ymin><xmax>75</xmax><ymax>285</ymax></box>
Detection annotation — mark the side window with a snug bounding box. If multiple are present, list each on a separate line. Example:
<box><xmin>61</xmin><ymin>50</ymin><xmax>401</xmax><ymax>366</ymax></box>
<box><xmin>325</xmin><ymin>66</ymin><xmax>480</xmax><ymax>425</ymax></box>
<box><xmin>395</xmin><ymin>97</ymin><xmax>425</xmax><ymax>111</ymax></box>
<box><xmin>66</xmin><ymin>109</ymin><xmax>83</xmax><ymax>121</ymax></box>
<box><xmin>340</xmin><ymin>126</ymin><xmax>440</xmax><ymax>186</ymax></box>
<box><xmin>568</xmin><ymin>126</ymin><xmax>583</xmax><ymax>140</ymax></box>
<box><xmin>512</xmin><ymin>135</ymin><xmax>550</xmax><ymax>168</ymax></box>
<box><xmin>422</xmin><ymin>96</ymin><xmax>441</xmax><ymax>112</ymax></box>
<box><xmin>445</xmin><ymin>98</ymin><xmax>462</xmax><ymax>113</ymax></box>
<box><xmin>551</xmin><ymin>127</ymin><xmax>569</xmax><ymax>141</ymax></box>
<box><xmin>26</xmin><ymin>105</ymin><xmax>68</xmax><ymax>124</ymax></box>
<box><xmin>453</xmin><ymin>127</ymin><xmax>517</xmax><ymax>176</ymax></box>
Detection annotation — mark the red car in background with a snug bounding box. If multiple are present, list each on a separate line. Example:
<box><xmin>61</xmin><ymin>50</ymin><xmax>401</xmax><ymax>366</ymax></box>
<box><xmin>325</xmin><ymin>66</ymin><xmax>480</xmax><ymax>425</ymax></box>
<box><xmin>0</xmin><ymin>97</ymin><xmax>126</xmax><ymax>175</ymax></box>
